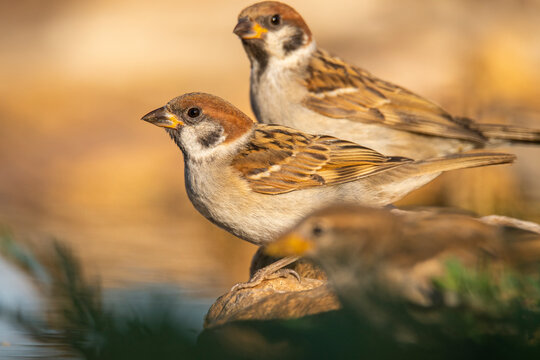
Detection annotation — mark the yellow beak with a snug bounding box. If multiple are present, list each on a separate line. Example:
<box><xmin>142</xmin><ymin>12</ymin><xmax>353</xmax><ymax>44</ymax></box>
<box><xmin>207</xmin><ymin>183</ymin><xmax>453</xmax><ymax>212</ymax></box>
<box><xmin>141</xmin><ymin>106</ymin><xmax>184</xmax><ymax>129</ymax></box>
<box><xmin>265</xmin><ymin>232</ymin><xmax>313</xmax><ymax>257</ymax></box>
<box><xmin>233</xmin><ymin>17</ymin><xmax>268</xmax><ymax>40</ymax></box>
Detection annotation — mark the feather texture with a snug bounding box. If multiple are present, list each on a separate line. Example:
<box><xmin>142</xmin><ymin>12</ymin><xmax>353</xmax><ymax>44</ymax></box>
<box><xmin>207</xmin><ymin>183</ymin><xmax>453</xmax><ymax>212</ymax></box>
<box><xmin>232</xmin><ymin>124</ymin><xmax>412</xmax><ymax>194</ymax></box>
<box><xmin>302</xmin><ymin>49</ymin><xmax>486</xmax><ymax>144</ymax></box>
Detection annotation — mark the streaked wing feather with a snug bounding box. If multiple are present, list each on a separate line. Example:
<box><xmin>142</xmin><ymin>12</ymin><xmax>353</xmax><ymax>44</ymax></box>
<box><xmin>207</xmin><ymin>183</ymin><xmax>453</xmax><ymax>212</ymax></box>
<box><xmin>232</xmin><ymin>125</ymin><xmax>412</xmax><ymax>195</ymax></box>
<box><xmin>302</xmin><ymin>49</ymin><xmax>485</xmax><ymax>144</ymax></box>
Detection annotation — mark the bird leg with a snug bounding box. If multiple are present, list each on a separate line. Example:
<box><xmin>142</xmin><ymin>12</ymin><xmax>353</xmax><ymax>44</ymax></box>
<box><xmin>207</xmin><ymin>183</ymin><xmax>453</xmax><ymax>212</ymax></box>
<box><xmin>231</xmin><ymin>256</ymin><xmax>301</xmax><ymax>292</ymax></box>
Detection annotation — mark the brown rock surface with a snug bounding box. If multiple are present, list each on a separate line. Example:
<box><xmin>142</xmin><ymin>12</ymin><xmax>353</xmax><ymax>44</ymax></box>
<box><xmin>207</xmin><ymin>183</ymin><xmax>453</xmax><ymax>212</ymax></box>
<box><xmin>205</xmin><ymin>275</ymin><xmax>340</xmax><ymax>328</ymax></box>
<box><xmin>205</xmin><ymin>248</ymin><xmax>337</xmax><ymax>328</ymax></box>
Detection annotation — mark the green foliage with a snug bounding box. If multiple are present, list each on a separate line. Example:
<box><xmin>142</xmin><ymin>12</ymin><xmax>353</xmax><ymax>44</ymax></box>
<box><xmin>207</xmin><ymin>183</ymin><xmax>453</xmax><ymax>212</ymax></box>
<box><xmin>4</xmin><ymin>235</ymin><xmax>540</xmax><ymax>359</ymax></box>
<box><xmin>1</xmin><ymin>235</ymin><xmax>198</xmax><ymax>359</ymax></box>
<box><xmin>199</xmin><ymin>260</ymin><xmax>540</xmax><ymax>359</ymax></box>
<box><xmin>427</xmin><ymin>259</ymin><xmax>540</xmax><ymax>343</ymax></box>
<box><xmin>433</xmin><ymin>258</ymin><xmax>540</xmax><ymax>313</ymax></box>
<box><xmin>47</xmin><ymin>243</ymin><xmax>198</xmax><ymax>360</ymax></box>
<box><xmin>0</xmin><ymin>230</ymin><xmax>49</xmax><ymax>284</ymax></box>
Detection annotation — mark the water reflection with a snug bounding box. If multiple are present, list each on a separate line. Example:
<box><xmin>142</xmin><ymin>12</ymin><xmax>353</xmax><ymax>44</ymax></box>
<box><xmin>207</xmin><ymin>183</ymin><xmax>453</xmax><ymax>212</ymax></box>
<box><xmin>1</xmin><ymin>238</ymin><xmax>214</xmax><ymax>359</ymax></box>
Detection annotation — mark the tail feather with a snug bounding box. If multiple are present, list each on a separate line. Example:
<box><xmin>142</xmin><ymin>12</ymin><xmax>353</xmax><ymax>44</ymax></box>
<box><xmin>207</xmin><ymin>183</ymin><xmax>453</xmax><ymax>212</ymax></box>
<box><xmin>476</xmin><ymin>123</ymin><xmax>540</xmax><ymax>144</ymax></box>
<box><xmin>369</xmin><ymin>151</ymin><xmax>515</xmax><ymax>206</ymax></box>
<box><xmin>414</xmin><ymin>151</ymin><xmax>516</xmax><ymax>175</ymax></box>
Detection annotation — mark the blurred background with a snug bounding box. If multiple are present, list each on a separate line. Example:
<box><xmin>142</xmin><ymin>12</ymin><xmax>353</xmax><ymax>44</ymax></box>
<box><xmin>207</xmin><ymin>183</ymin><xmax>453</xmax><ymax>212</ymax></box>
<box><xmin>0</xmin><ymin>0</ymin><xmax>539</xmax><ymax>308</ymax></box>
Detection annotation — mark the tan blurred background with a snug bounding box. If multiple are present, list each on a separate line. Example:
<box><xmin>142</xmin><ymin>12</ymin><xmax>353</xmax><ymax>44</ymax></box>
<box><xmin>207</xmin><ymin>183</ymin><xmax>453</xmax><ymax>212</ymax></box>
<box><xmin>1</xmin><ymin>0</ymin><xmax>539</xmax><ymax>296</ymax></box>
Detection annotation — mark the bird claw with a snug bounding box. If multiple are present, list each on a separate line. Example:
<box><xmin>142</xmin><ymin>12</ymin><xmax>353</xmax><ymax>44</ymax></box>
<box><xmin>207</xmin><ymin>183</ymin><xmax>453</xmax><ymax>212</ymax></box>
<box><xmin>231</xmin><ymin>268</ymin><xmax>301</xmax><ymax>292</ymax></box>
<box><xmin>231</xmin><ymin>256</ymin><xmax>300</xmax><ymax>292</ymax></box>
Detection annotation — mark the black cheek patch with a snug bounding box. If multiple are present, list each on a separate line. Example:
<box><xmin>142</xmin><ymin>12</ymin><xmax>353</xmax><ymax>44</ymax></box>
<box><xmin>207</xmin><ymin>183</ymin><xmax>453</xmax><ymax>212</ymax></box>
<box><xmin>198</xmin><ymin>128</ymin><xmax>223</xmax><ymax>148</ymax></box>
<box><xmin>283</xmin><ymin>29</ymin><xmax>304</xmax><ymax>54</ymax></box>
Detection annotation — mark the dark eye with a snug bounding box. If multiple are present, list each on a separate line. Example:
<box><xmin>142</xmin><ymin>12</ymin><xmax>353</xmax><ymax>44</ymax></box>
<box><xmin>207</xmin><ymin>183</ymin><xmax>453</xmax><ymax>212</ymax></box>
<box><xmin>270</xmin><ymin>14</ymin><xmax>281</xmax><ymax>26</ymax></box>
<box><xmin>187</xmin><ymin>107</ymin><xmax>200</xmax><ymax>118</ymax></box>
<box><xmin>311</xmin><ymin>224</ymin><xmax>324</xmax><ymax>237</ymax></box>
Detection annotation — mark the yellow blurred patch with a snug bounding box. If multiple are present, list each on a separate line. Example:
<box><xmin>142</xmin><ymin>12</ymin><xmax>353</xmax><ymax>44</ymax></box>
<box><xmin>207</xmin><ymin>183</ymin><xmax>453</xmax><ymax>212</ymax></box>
<box><xmin>266</xmin><ymin>233</ymin><xmax>313</xmax><ymax>257</ymax></box>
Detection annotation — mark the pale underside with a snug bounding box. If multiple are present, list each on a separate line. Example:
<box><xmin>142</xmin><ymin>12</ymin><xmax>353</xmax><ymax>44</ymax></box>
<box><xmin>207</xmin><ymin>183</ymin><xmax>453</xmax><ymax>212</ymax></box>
<box><xmin>182</xmin><ymin>125</ymin><xmax>511</xmax><ymax>245</ymax></box>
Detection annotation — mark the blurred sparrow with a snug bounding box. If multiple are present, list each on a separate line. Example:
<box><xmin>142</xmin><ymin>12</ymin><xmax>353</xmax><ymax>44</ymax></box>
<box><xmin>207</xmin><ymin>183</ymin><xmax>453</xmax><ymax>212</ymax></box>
<box><xmin>141</xmin><ymin>92</ymin><xmax>514</xmax><ymax>248</ymax></box>
<box><xmin>267</xmin><ymin>205</ymin><xmax>540</xmax><ymax>311</ymax></box>
<box><xmin>234</xmin><ymin>1</ymin><xmax>540</xmax><ymax>159</ymax></box>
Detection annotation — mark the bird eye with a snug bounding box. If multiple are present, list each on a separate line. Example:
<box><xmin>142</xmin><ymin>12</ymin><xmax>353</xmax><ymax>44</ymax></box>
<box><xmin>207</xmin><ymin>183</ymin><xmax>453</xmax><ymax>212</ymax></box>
<box><xmin>270</xmin><ymin>14</ymin><xmax>281</xmax><ymax>26</ymax></box>
<box><xmin>187</xmin><ymin>107</ymin><xmax>200</xmax><ymax>118</ymax></box>
<box><xmin>311</xmin><ymin>224</ymin><xmax>324</xmax><ymax>237</ymax></box>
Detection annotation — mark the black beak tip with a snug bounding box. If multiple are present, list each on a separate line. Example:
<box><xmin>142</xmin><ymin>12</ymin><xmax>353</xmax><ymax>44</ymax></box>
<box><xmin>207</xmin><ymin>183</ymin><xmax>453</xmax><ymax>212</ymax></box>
<box><xmin>233</xmin><ymin>17</ymin><xmax>251</xmax><ymax>36</ymax></box>
<box><xmin>141</xmin><ymin>112</ymin><xmax>152</xmax><ymax>122</ymax></box>
<box><xmin>141</xmin><ymin>107</ymin><xmax>165</xmax><ymax>123</ymax></box>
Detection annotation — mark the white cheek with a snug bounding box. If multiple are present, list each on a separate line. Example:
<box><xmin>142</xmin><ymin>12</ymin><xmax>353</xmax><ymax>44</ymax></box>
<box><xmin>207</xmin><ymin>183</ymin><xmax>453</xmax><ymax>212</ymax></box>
<box><xmin>180</xmin><ymin>125</ymin><xmax>231</xmax><ymax>161</ymax></box>
<box><xmin>265</xmin><ymin>27</ymin><xmax>299</xmax><ymax>59</ymax></box>
<box><xmin>179</xmin><ymin>127</ymin><xmax>200</xmax><ymax>152</ymax></box>
<box><xmin>265</xmin><ymin>33</ymin><xmax>316</xmax><ymax>68</ymax></box>
<box><xmin>179</xmin><ymin>127</ymin><xmax>217</xmax><ymax>153</ymax></box>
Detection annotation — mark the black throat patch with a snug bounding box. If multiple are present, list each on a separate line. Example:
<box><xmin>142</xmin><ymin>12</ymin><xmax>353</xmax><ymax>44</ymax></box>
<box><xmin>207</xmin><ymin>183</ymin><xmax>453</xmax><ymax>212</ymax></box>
<box><xmin>243</xmin><ymin>40</ymin><xmax>269</xmax><ymax>80</ymax></box>
<box><xmin>166</xmin><ymin>128</ymin><xmax>185</xmax><ymax>153</ymax></box>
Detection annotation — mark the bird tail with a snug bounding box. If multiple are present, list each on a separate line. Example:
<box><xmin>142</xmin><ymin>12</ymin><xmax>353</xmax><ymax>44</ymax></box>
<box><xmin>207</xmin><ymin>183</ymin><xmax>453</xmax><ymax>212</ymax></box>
<box><xmin>475</xmin><ymin>123</ymin><xmax>540</xmax><ymax>144</ymax></box>
<box><xmin>368</xmin><ymin>151</ymin><xmax>515</xmax><ymax>206</ymax></box>
<box><xmin>413</xmin><ymin>151</ymin><xmax>516</xmax><ymax>175</ymax></box>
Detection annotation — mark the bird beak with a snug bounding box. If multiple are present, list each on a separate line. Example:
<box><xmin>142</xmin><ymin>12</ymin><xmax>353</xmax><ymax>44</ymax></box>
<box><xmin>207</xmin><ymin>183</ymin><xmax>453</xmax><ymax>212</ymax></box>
<box><xmin>233</xmin><ymin>17</ymin><xmax>267</xmax><ymax>39</ymax></box>
<box><xmin>265</xmin><ymin>232</ymin><xmax>313</xmax><ymax>257</ymax></box>
<box><xmin>141</xmin><ymin>107</ymin><xmax>183</xmax><ymax>129</ymax></box>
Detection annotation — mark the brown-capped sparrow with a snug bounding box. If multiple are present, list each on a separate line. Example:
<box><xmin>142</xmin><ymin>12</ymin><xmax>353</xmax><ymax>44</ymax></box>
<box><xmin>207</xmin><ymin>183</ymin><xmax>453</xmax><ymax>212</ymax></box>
<box><xmin>234</xmin><ymin>1</ymin><xmax>540</xmax><ymax>159</ymax></box>
<box><xmin>142</xmin><ymin>92</ymin><xmax>514</xmax><ymax>248</ymax></box>
<box><xmin>266</xmin><ymin>205</ymin><xmax>540</xmax><ymax>330</ymax></box>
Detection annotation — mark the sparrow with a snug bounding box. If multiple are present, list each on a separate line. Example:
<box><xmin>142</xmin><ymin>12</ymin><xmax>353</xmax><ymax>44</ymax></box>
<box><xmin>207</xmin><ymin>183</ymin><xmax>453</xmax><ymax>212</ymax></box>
<box><xmin>266</xmin><ymin>205</ymin><xmax>540</xmax><ymax>309</ymax></box>
<box><xmin>141</xmin><ymin>92</ymin><xmax>515</xmax><ymax>248</ymax></box>
<box><xmin>234</xmin><ymin>1</ymin><xmax>540</xmax><ymax>159</ymax></box>
<box><xmin>266</xmin><ymin>205</ymin><xmax>540</xmax><ymax>344</ymax></box>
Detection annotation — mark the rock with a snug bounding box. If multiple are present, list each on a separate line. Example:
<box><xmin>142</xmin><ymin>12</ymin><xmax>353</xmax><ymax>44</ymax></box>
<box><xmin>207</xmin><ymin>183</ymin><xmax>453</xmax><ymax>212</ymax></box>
<box><xmin>205</xmin><ymin>276</ymin><xmax>340</xmax><ymax>328</ymax></box>
<box><xmin>249</xmin><ymin>247</ymin><xmax>327</xmax><ymax>280</ymax></box>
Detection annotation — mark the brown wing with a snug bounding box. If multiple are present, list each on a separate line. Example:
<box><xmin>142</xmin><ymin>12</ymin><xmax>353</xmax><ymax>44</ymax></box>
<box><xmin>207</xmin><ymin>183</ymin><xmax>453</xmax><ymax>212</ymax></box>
<box><xmin>302</xmin><ymin>49</ymin><xmax>485</xmax><ymax>144</ymax></box>
<box><xmin>231</xmin><ymin>125</ymin><xmax>412</xmax><ymax>195</ymax></box>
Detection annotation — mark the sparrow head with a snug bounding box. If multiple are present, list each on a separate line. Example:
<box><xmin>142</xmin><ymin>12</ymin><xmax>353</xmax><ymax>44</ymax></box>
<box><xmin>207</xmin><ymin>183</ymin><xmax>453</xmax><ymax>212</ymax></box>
<box><xmin>266</xmin><ymin>206</ymin><xmax>397</xmax><ymax>269</ymax></box>
<box><xmin>142</xmin><ymin>93</ymin><xmax>255</xmax><ymax>159</ymax></box>
<box><xmin>234</xmin><ymin>2</ymin><xmax>313</xmax><ymax>64</ymax></box>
